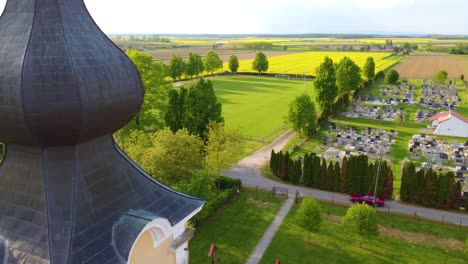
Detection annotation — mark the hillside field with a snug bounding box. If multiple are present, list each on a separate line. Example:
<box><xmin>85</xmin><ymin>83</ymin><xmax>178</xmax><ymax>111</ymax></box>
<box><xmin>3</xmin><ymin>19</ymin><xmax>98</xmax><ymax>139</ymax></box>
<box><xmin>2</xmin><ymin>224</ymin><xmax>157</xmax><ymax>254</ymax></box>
<box><xmin>210</xmin><ymin>76</ymin><xmax>316</xmax><ymax>139</ymax></box>
<box><xmin>393</xmin><ymin>55</ymin><xmax>468</xmax><ymax>80</ymax></box>
<box><xmin>227</xmin><ymin>52</ymin><xmax>401</xmax><ymax>76</ymax></box>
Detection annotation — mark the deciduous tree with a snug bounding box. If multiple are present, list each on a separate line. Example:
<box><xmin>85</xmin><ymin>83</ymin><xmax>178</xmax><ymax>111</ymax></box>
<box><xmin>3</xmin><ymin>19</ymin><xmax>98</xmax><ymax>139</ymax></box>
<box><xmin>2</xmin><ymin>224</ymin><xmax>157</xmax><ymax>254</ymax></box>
<box><xmin>341</xmin><ymin>203</ymin><xmax>378</xmax><ymax>247</ymax></box>
<box><xmin>117</xmin><ymin>48</ymin><xmax>170</xmax><ymax>148</ymax></box>
<box><xmin>186</xmin><ymin>52</ymin><xmax>203</xmax><ymax>79</ymax></box>
<box><xmin>125</xmin><ymin>129</ymin><xmax>203</xmax><ymax>186</ymax></box>
<box><xmin>336</xmin><ymin>57</ymin><xmax>361</xmax><ymax>98</ymax></box>
<box><xmin>314</xmin><ymin>56</ymin><xmax>338</xmax><ymax>118</ymax></box>
<box><xmin>287</xmin><ymin>93</ymin><xmax>317</xmax><ymax>136</ymax></box>
<box><xmin>184</xmin><ymin>78</ymin><xmax>224</xmax><ymax>140</ymax></box>
<box><xmin>385</xmin><ymin>70</ymin><xmax>399</xmax><ymax>85</ymax></box>
<box><xmin>252</xmin><ymin>52</ymin><xmax>269</xmax><ymax>74</ymax></box>
<box><xmin>297</xmin><ymin>197</ymin><xmax>323</xmax><ymax>243</ymax></box>
<box><xmin>435</xmin><ymin>70</ymin><xmax>448</xmax><ymax>83</ymax></box>
<box><xmin>363</xmin><ymin>57</ymin><xmax>375</xmax><ymax>81</ymax></box>
<box><xmin>168</xmin><ymin>54</ymin><xmax>185</xmax><ymax>80</ymax></box>
<box><xmin>204</xmin><ymin>122</ymin><xmax>238</xmax><ymax>175</ymax></box>
<box><xmin>228</xmin><ymin>54</ymin><xmax>239</xmax><ymax>73</ymax></box>
<box><xmin>203</xmin><ymin>51</ymin><xmax>223</xmax><ymax>75</ymax></box>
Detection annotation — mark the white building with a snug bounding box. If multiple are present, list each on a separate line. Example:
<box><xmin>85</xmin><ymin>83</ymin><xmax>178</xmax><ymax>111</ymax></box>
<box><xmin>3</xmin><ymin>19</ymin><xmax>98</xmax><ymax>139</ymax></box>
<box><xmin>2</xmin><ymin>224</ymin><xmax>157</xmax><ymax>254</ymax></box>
<box><xmin>430</xmin><ymin>110</ymin><xmax>468</xmax><ymax>138</ymax></box>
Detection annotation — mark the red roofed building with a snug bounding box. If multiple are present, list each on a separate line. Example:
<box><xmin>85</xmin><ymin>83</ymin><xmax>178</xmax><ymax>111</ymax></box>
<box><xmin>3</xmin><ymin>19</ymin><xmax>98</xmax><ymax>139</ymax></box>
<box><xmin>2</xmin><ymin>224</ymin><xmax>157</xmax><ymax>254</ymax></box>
<box><xmin>430</xmin><ymin>110</ymin><xmax>468</xmax><ymax>137</ymax></box>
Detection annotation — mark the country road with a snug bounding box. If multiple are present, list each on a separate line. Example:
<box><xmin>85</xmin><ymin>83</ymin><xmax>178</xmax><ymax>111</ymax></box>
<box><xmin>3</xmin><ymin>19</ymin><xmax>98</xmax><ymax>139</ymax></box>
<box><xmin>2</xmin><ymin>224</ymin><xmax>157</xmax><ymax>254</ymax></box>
<box><xmin>226</xmin><ymin>130</ymin><xmax>468</xmax><ymax>226</ymax></box>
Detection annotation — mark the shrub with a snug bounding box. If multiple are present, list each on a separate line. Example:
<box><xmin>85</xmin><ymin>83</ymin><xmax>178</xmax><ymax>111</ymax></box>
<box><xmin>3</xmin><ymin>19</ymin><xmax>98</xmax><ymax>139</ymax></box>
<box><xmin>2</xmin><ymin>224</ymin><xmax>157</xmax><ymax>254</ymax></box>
<box><xmin>374</xmin><ymin>71</ymin><xmax>385</xmax><ymax>81</ymax></box>
<box><xmin>216</xmin><ymin>176</ymin><xmax>241</xmax><ymax>190</ymax></box>
<box><xmin>385</xmin><ymin>70</ymin><xmax>399</xmax><ymax>84</ymax></box>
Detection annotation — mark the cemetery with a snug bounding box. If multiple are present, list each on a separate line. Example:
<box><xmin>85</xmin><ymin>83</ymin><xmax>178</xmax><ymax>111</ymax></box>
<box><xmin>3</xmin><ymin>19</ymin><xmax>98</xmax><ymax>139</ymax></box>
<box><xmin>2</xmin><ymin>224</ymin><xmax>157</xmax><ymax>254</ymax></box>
<box><xmin>343</xmin><ymin>104</ymin><xmax>405</xmax><ymax>121</ymax></box>
<box><xmin>418</xmin><ymin>80</ymin><xmax>459</xmax><ymax>109</ymax></box>
<box><xmin>408</xmin><ymin>134</ymin><xmax>468</xmax><ymax>165</ymax></box>
<box><xmin>358</xmin><ymin>82</ymin><xmax>415</xmax><ymax>105</ymax></box>
<box><xmin>319</xmin><ymin>124</ymin><xmax>396</xmax><ymax>162</ymax></box>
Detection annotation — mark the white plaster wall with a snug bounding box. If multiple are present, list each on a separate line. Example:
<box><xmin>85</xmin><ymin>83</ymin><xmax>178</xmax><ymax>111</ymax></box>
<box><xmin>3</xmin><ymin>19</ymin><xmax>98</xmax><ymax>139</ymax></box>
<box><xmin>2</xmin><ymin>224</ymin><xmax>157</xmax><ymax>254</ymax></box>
<box><xmin>435</xmin><ymin>117</ymin><xmax>468</xmax><ymax>137</ymax></box>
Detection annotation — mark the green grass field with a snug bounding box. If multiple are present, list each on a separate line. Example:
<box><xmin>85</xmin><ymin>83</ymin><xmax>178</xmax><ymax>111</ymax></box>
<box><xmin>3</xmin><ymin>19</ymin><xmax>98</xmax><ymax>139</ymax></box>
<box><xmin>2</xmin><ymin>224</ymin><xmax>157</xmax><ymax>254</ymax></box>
<box><xmin>211</xmin><ymin>76</ymin><xmax>316</xmax><ymax>139</ymax></box>
<box><xmin>189</xmin><ymin>188</ymin><xmax>283</xmax><ymax>264</ymax></box>
<box><xmin>260</xmin><ymin>203</ymin><xmax>468</xmax><ymax>264</ymax></box>
<box><xmin>228</xmin><ymin>52</ymin><xmax>402</xmax><ymax>75</ymax></box>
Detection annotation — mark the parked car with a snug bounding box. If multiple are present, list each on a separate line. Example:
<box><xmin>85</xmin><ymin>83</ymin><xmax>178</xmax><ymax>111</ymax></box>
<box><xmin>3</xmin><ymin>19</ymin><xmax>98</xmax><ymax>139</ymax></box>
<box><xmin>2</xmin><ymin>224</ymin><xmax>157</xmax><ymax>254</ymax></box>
<box><xmin>350</xmin><ymin>193</ymin><xmax>385</xmax><ymax>207</ymax></box>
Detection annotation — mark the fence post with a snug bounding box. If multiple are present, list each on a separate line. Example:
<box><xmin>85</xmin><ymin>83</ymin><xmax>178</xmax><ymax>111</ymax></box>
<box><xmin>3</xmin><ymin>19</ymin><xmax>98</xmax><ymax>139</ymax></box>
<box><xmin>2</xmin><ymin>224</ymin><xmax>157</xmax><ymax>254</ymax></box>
<box><xmin>441</xmin><ymin>215</ymin><xmax>445</xmax><ymax>225</ymax></box>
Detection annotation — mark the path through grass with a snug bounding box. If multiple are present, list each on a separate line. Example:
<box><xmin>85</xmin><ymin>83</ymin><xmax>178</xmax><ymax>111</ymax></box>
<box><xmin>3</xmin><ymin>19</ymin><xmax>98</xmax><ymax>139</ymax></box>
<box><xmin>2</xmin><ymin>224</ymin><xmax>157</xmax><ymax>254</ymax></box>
<box><xmin>189</xmin><ymin>188</ymin><xmax>284</xmax><ymax>264</ymax></box>
<box><xmin>260</xmin><ymin>203</ymin><xmax>467</xmax><ymax>264</ymax></box>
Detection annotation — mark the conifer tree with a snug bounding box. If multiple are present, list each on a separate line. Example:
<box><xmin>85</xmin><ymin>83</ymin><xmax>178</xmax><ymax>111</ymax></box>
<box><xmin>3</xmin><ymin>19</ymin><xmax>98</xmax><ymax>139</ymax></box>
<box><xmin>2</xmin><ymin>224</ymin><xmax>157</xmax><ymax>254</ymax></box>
<box><xmin>400</xmin><ymin>162</ymin><xmax>415</xmax><ymax>202</ymax></box>
<box><xmin>450</xmin><ymin>181</ymin><xmax>462</xmax><ymax>210</ymax></box>
<box><xmin>312</xmin><ymin>155</ymin><xmax>321</xmax><ymax>188</ymax></box>
<box><xmin>327</xmin><ymin>162</ymin><xmax>334</xmax><ymax>191</ymax></box>
<box><xmin>341</xmin><ymin>157</ymin><xmax>348</xmax><ymax>193</ymax></box>
<box><xmin>276</xmin><ymin>151</ymin><xmax>284</xmax><ymax>177</ymax></box>
<box><xmin>414</xmin><ymin>168</ymin><xmax>425</xmax><ymax>204</ymax></box>
<box><xmin>281</xmin><ymin>151</ymin><xmax>290</xmax><ymax>181</ymax></box>
<box><xmin>288</xmin><ymin>158</ymin><xmax>296</xmax><ymax>183</ymax></box>
<box><xmin>319</xmin><ymin>159</ymin><xmax>328</xmax><ymax>190</ymax></box>
<box><xmin>383</xmin><ymin>166</ymin><xmax>393</xmax><ymax>199</ymax></box>
<box><xmin>303</xmin><ymin>153</ymin><xmax>312</xmax><ymax>186</ymax></box>
<box><xmin>333</xmin><ymin>161</ymin><xmax>341</xmax><ymax>192</ymax></box>
<box><xmin>423</xmin><ymin>168</ymin><xmax>437</xmax><ymax>207</ymax></box>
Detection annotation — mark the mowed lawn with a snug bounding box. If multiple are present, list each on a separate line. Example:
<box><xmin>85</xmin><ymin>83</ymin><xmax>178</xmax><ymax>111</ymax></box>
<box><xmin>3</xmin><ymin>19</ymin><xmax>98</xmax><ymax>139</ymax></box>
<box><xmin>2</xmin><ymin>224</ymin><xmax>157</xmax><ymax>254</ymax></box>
<box><xmin>227</xmin><ymin>52</ymin><xmax>402</xmax><ymax>76</ymax></box>
<box><xmin>189</xmin><ymin>188</ymin><xmax>284</xmax><ymax>264</ymax></box>
<box><xmin>211</xmin><ymin>76</ymin><xmax>316</xmax><ymax>139</ymax></box>
<box><xmin>260</xmin><ymin>203</ymin><xmax>467</xmax><ymax>264</ymax></box>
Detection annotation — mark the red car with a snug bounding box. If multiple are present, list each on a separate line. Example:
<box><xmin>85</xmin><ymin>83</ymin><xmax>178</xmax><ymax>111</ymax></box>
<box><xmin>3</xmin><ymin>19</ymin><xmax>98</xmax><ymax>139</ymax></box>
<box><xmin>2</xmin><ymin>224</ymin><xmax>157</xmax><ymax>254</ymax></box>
<box><xmin>350</xmin><ymin>193</ymin><xmax>385</xmax><ymax>207</ymax></box>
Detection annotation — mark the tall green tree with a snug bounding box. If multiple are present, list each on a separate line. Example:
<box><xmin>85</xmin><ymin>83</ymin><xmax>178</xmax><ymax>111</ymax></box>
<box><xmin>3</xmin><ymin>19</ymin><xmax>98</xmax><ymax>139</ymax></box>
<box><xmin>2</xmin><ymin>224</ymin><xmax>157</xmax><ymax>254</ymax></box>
<box><xmin>385</xmin><ymin>69</ymin><xmax>399</xmax><ymax>84</ymax></box>
<box><xmin>125</xmin><ymin>129</ymin><xmax>203</xmax><ymax>186</ymax></box>
<box><xmin>383</xmin><ymin>166</ymin><xmax>393</xmax><ymax>199</ymax></box>
<box><xmin>314</xmin><ymin>56</ymin><xmax>338</xmax><ymax>117</ymax></box>
<box><xmin>203</xmin><ymin>51</ymin><xmax>223</xmax><ymax>75</ymax></box>
<box><xmin>204</xmin><ymin>122</ymin><xmax>238</xmax><ymax>175</ymax></box>
<box><xmin>165</xmin><ymin>88</ymin><xmax>187</xmax><ymax>133</ymax></box>
<box><xmin>319</xmin><ymin>159</ymin><xmax>328</xmax><ymax>190</ymax></box>
<box><xmin>435</xmin><ymin>70</ymin><xmax>448</xmax><ymax>83</ymax></box>
<box><xmin>342</xmin><ymin>203</ymin><xmax>378</xmax><ymax>247</ymax></box>
<box><xmin>228</xmin><ymin>54</ymin><xmax>239</xmax><ymax>73</ymax></box>
<box><xmin>117</xmin><ymin>48</ymin><xmax>170</xmax><ymax>147</ymax></box>
<box><xmin>400</xmin><ymin>162</ymin><xmax>415</xmax><ymax>202</ymax></box>
<box><xmin>363</xmin><ymin>57</ymin><xmax>375</xmax><ymax>81</ymax></box>
<box><xmin>333</xmin><ymin>161</ymin><xmax>341</xmax><ymax>192</ymax></box>
<box><xmin>252</xmin><ymin>52</ymin><xmax>269</xmax><ymax>74</ymax></box>
<box><xmin>423</xmin><ymin>168</ymin><xmax>437</xmax><ymax>207</ymax></box>
<box><xmin>184</xmin><ymin>78</ymin><xmax>224</xmax><ymax>140</ymax></box>
<box><xmin>287</xmin><ymin>93</ymin><xmax>317</xmax><ymax>137</ymax></box>
<box><xmin>168</xmin><ymin>54</ymin><xmax>185</xmax><ymax>81</ymax></box>
<box><xmin>186</xmin><ymin>52</ymin><xmax>203</xmax><ymax>79</ymax></box>
<box><xmin>336</xmin><ymin>57</ymin><xmax>361</xmax><ymax>98</ymax></box>
<box><xmin>297</xmin><ymin>197</ymin><xmax>323</xmax><ymax>243</ymax></box>
<box><xmin>341</xmin><ymin>157</ymin><xmax>348</xmax><ymax>193</ymax></box>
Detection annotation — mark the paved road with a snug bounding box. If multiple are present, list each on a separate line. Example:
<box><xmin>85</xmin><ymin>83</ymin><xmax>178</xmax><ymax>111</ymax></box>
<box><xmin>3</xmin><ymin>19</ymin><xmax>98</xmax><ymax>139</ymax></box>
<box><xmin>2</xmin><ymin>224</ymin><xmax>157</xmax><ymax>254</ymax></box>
<box><xmin>226</xmin><ymin>131</ymin><xmax>468</xmax><ymax>226</ymax></box>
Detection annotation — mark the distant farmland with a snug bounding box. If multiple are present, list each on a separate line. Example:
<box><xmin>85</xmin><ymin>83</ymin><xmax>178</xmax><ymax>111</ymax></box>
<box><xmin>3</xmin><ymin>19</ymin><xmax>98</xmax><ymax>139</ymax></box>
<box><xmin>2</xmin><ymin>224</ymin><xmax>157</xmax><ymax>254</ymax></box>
<box><xmin>228</xmin><ymin>52</ymin><xmax>401</xmax><ymax>75</ymax></box>
<box><xmin>393</xmin><ymin>55</ymin><xmax>468</xmax><ymax>80</ymax></box>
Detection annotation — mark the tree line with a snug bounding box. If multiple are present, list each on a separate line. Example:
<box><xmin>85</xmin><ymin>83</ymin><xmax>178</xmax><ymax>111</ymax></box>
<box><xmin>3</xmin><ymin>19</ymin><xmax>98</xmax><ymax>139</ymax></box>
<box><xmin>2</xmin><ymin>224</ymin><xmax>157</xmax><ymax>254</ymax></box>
<box><xmin>270</xmin><ymin>150</ymin><xmax>393</xmax><ymax>198</ymax></box>
<box><xmin>400</xmin><ymin>162</ymin><xmax>463</xmax><ymax>210</ymax></box>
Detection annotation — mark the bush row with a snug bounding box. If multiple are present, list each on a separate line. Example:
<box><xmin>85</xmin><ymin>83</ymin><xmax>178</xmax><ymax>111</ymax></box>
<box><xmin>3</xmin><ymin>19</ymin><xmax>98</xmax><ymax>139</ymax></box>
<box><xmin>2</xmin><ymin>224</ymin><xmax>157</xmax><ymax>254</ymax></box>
<box><xmin>401</xmin><ymin>162</ymin><xmax>463</xmax><ymax>210</ymax></box>
<box><xmin>270</xmin><ymin>151</ymin><xmax>393</xmax><ymax>198</ymax></box>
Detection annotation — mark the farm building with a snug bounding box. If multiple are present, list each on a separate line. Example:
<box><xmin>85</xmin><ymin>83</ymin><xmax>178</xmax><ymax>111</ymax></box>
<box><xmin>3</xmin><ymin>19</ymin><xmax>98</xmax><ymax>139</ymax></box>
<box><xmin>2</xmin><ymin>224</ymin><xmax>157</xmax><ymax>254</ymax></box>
<box><xmin>430</xmin><ymin>110</ymin><xmax>468</xmax><ymax>137</ymax></box>
<box><xmin>0</xmin><ymin>1</ymin><xmax>203</xmax><ymax>264</ymax></box>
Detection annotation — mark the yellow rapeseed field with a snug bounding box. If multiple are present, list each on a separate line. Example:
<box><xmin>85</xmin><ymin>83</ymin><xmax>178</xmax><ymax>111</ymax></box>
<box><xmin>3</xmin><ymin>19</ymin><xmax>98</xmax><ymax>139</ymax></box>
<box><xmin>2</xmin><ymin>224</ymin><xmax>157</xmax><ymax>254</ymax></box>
<box><xmin>229</xmin><ymin>51</ymin><xmax>401</xmax><ymax>75</ymax></box>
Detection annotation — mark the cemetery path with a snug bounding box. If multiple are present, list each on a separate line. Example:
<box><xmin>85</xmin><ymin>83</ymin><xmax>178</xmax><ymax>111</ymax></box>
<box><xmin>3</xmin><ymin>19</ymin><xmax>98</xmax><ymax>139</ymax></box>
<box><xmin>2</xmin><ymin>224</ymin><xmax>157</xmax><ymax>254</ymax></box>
<box><xmin>226</xmin><ymin>130</ymin><xmax>468</xmax><ymax>226</ymax></box>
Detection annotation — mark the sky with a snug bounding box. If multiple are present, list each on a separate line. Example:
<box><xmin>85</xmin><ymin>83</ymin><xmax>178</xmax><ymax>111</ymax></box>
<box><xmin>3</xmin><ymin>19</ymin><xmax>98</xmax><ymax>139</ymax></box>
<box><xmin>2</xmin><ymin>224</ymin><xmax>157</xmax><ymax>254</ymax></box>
<box><xmin>0</xmin><ymin>0</ymin><xmax>467</xmax><ymax>35</ymax></box>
